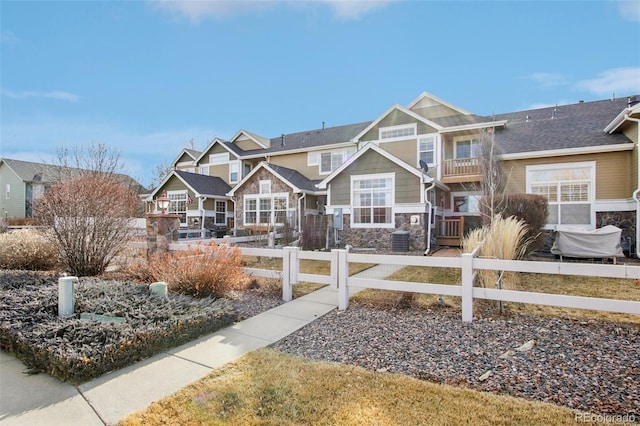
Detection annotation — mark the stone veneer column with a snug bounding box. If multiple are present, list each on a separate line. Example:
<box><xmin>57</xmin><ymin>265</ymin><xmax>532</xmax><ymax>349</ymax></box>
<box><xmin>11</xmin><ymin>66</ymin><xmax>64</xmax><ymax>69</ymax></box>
<box><xmin>146</xmin><ymin>214</ymin><xmax>181</xmax><ymax>258</ymax></box>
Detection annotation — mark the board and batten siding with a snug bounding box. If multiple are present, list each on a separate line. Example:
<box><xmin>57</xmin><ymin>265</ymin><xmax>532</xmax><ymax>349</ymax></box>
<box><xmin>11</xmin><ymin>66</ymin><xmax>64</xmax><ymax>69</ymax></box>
<box><xmin>503</xmin><ymin>151</ymin><xmax>633</xmax><ymax>200</ymax></box>
<box><xmin>329</xmin><ymin>150</ymin><xmax>420</xmax><ymax>205</ymax></box>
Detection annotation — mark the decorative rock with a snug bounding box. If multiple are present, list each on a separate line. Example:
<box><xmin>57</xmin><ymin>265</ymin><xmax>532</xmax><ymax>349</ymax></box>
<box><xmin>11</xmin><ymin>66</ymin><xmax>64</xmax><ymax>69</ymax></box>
<box><xmin>478</xmin><ymin>370</ymin><xmax>493</xmax><ymax>381</ymax></box>
<box><xmin>516</xmin><ymin>339</ymin><xmax>536</xmax><ymax>352</ymax></box>
<box><xmin>149</xmin><ymin>281</ymin><xmax>168</xmax><ymax>297</ymax></box>
<box><xmin>499</xmin><ymin>350</ymin><xmax>516</xmax><ymax>359</ymax></box>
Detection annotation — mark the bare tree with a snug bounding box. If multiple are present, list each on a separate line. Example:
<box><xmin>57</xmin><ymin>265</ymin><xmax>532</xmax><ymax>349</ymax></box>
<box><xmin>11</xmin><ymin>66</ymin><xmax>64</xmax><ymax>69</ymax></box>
<box><xmin>34</xmin><ymin>144</ymin><xmax>140</xmax><ymax>276</ymax></box>
<box><xmin>149</xmin><ymin>159</ymin><xmax>173</xmax><ymax>190</ymax></box>
<box><xmin>478</xmin><ymin>127</ymin><xmax>506</xmax><ymax>225</ymax></box>
<box><xmin>54</xmin><ymin>143</ymin><xmax>123</xmax><ymax>181</ymax></box>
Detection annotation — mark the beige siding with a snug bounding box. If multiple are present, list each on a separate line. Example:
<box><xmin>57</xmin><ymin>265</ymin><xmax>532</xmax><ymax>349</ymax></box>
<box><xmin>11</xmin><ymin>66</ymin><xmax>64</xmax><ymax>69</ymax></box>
<box><xmin>412</xmin><ymin>104</ymin><xmax>463</xmax><ymax>120</ymax></box>
<box><xmin>503</xmin><ymin>151</ymin><xmax>633</xmax><ymax>200</ymax></box>
<box><xmin>209</xmin><ymin>164</ymin><xmax>230</xmax><ymax>181</ymax></box>
<box><xmin>199</xmin><ymin>144</ymin><xmax>231</xmax><ymax>166</ymax></box>
<box><xmin>330</xmin><ymin>150</ymin><xmax>420</xmax><ymax>205</ymax></box>
<box><xmin>235</xmin><ymin>136</ymin><xmax>265</xmax><ymax>151</ymax></box>
<box><xmin>269</xmin><ymin>152</ymin><xmax>322</xmax><ymax>179</ymax></box>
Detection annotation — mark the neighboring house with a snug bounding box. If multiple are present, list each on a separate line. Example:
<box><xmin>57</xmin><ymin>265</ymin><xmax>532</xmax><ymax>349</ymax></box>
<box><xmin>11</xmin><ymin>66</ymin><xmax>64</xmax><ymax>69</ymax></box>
<box><xmin>0</xmin><ymin>158</ymin><xmax>146</xmax><ymax>220</ymax></box>
<box><xmin>149</xmin><ymin>92</ymin><xmax>640</xmax><ymax>253</ymax></box>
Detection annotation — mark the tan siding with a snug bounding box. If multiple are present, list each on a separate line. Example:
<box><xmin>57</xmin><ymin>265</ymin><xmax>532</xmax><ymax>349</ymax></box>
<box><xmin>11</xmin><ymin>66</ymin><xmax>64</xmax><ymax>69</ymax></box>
<box><xmin>209</xmin><ymin>164</ymin><xmax>230</xmax><ymax>181</ymax></box>
<box><xmin>199</xmin><ymin>144</ymin><xmax>231</xmax><ymax>165</ymax></box>
<box><xmin>269</xmin><ymin>152</ymin><xmax>322</xmax><ymax>180</ymax></box>
<box><xmin>235</xmin><ymin>138</ymin><xmax>264</xmax><ymax>151</ymax></box>
<box><xmin>412</xmin><ymin>104</ymin><xmax>463</xmax><ymax>120</ymax></box>
<box><xmin>329</xmin><ymin>150</ymin><xmax>420</xmax><ymax>205</ymax></box>
<box><xmin>503</xmin><ymin>151</ymin><xmax>633</xmax><ymax>199</ymax></box>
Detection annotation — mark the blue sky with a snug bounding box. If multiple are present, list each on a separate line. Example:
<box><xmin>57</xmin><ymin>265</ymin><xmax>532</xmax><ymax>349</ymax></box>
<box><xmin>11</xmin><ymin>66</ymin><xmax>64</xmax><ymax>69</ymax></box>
<box><xmin>1</xmin><ymin>0</ymin><xmax>639</xmax><ymax>187</ymax></box>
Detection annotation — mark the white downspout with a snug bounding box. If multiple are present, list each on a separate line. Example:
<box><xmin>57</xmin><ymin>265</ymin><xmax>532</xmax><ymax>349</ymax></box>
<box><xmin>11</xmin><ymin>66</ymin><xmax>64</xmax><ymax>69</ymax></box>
<box><xmin>625</xmin><ymin>114</ymin><xmax>640</xmax><ymax>257</ymax></box>
<box><xmin>297</xmin><ymin>193</ymin><xmax>306</xmax><ymax>235</ymax></box>
<box><xmin>200</xmin><ymin>196</ymin><xmax>207</xmax><ymax>238</ymax></box>
<box><xmin>424</xmin><ymin>179</ymin><xmax>436</xmax><ymax>255</ymax></box>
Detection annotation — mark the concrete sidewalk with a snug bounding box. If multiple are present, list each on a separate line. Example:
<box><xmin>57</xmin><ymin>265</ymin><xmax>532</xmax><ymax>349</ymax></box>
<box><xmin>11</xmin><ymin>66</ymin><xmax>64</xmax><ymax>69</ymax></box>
<box><xmin>0</xmin><ymin>264</ymin><xmax>401</xmax><ymax>425</ymax></box>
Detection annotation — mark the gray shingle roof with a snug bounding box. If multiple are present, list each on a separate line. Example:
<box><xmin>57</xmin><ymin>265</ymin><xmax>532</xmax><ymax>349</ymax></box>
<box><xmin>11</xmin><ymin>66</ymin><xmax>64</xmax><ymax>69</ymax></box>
<box><xmin>236</xmin><ymin>121</ymin><xmax>371</xmax><ymax>156</ymax></box>
<box><xmin>0</xmin><ymin>158</ymin><xmax>146</xmax><ymax>192</ymax></box>
<box><xmin>266</xmin><ymin>163</ymin><xmax>320</xmax><ymax>193</ymax></box>
<box><xmin>493</xmin><ymin>97</ymin><xmax>636</xmax><ymax>154</ymax></box>
<box><xmin>174</xmin><ymin>170</ymin><xmax>231</xmax><ymax>196</ymax></box>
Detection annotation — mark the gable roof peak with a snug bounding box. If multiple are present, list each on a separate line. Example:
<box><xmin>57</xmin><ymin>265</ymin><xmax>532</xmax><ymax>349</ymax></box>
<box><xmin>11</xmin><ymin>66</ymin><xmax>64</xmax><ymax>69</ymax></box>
<box><xmin>407</xmin><ymin>91</ymin><xmax>472</xmax><ymax>116</ymax></box>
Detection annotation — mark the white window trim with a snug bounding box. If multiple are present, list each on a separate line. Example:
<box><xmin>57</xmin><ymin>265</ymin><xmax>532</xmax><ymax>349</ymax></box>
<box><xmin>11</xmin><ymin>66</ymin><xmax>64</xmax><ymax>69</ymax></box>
<box><xmin>259</xmin><ymin>180</ymin><xmax>271</xmax><ymax>194</ymax></box>
<box><xmin>210</xmin><ymin>153</ymin><xmax>229</xmax><ymax>165</ymax></box>
<box><xmin>308</xmin><ymin>152</ymin><xmax>319</xmax><ymax>166</ymax></box>
<box><xmin>417</xmin><ymin>134</ymin><xmax>438</xmax><ymax>168</ymax></box>
<box><xmin>526</xmin><ymin>161</ymin><xmax>596</xmax><ymax>229</ymax></box>
<box><xmin>229</xmin><ymin>161</ymin><xmax>240</xmax><ymax>183</ymax></box>
<box><xmin>453</xmin><ymin>136</ymin><xmax>480</xmax><ymax>159</ymax></box>
<box><xmin>378</xmin><ymin>123</ymin><xmax>417</xmax><ymax>142</ymax></box>
<box><xmin>215</xmin><ymin>200</ymin><xmax>227</xmax><ymax>225</ymax></box>
<box><xmin>350</xmin><ymin>173</ymin><xmax>395</xmax><ymax>229</ymax></box>
<box><xmin>166</xmin><ymin>190</ymin><xmax>188</xmax><ymax>226</ymax></box>
<box><xmin>319</xmin><ymin>150</ymin><xmax>346</xmax><ymax>175</ymax></box>
<box><xmin>243</xmin><ymin>192</ymin><xmax>289</xmax><ymax>226</ymax></box>
<box><xmin>199</xmin><ymin>165</ymin><xmax>209</xmax><ymax>175</ymax></box>
<box><xmin>450</xmin><ymin>191</ymin><xmax>482</xmax><ymax>216</ymax></box>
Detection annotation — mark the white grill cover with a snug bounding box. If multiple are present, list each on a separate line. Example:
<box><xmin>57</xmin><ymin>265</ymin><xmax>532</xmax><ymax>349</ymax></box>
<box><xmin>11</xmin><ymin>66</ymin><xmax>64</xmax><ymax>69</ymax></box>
<box><xmin>551</xmin><ymin>225</ymin><xmax>623</xmax><ymax>258</ymax></box>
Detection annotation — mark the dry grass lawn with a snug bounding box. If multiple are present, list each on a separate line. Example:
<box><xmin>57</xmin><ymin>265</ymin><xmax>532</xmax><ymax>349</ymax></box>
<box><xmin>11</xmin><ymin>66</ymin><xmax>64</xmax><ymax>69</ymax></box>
<box><xmin>119</xmin><ymin>348</ymin><xmax>580</xmax><ymax>426</ymax></box>
<box><xmin>353</xmin><ymin>265</ymin><xmax>640</xmax><ymax>324</ymax></box>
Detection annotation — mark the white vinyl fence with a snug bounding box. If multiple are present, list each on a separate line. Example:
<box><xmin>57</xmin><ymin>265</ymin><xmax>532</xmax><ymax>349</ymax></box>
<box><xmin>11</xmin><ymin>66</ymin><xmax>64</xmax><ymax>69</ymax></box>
<box><xmin>164</xmin><ymin>243</ymin><xmax>640</xmax><ymax>322</ymax></box>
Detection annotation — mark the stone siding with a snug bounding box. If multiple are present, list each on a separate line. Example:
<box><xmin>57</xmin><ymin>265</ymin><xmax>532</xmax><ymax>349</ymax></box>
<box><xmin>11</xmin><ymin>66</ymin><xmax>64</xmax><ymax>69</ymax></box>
<box><xmin>333</xmin><ymin>213</ymin><xmax>427</xmax><ymax>252</ymax></box>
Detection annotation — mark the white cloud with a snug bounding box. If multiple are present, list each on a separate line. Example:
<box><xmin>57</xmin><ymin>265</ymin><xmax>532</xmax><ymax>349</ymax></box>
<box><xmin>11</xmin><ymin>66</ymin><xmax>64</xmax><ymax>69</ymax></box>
<box><xmin>527</xmin><ymin>72</ymin><xmax>569</xmax><ymax>88</ymax></box>
<box><xmin>1</xmin><ymin>87</ymin><xmax>82</xmax><ymax>102</ymax></box>
<box><xmin>617</xmin><ymin>0</ymin><xmax>640</xmax><ymax>22</ymax></box>
<box><xmin>575</xmin><ymin>67</ymin><xmax>640</xmax><ymax>96</ymax></box>
<box><xmin>147</xmin><ymin>0</ymin><xmax>397</xmax><ymax>22</ymax></box>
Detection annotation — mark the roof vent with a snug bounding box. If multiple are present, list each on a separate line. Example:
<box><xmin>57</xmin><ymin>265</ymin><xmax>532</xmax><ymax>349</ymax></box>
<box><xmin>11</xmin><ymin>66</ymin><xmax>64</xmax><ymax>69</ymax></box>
<box><xmin>551</xmin><ymin>105</ymin><xmax>558</xmax><ymax>119</ymax></box>
<box><xmin>280</xmin><ymin>134</ymin><xmax>285</xmax><ymax>146</ymax></box>
<box><xmin>525</xmin><ymin>115</ymin><xmax>531</xmax><ymax>122</ymax></box>
<box><xmin>628</xmin><ymin>96</ymin><xmax>639</xmax><ymax>107</ymax></box>
<box><xmin>322</xmin><ymin>121</ymin><xmax>325</xmax><ymax>130</ymax></box>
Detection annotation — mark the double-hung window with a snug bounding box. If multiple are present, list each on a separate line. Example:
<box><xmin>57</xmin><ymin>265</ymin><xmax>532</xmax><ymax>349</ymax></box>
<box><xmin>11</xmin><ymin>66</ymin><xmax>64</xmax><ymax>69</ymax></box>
<box><xmin>418</xmin><ymin>135</ymin><xmax>436</xmax><ymax>166</ymax></box>
<box><xmin>527</xmin><ymin>162</ymin><xmax>595</xmax><ymax>228</ymax></box>
<box><xmin>215</xmin><ymin>201</ymin><xmax>226</xmax><ymax>224</ymax></box>
<box><xmin>351</xmin><ymin>174</ymin><xmax>394</xmax><ymax>228</ymax></box>
<box><xmin>167</xmin><ymin>191</ymin><xmax>188</xmax><ymax>225</ymax></box>
<box><xmin>229</xmin><ymin>161</ymin><xmax>239</xmax><ymax>183</ymax></box>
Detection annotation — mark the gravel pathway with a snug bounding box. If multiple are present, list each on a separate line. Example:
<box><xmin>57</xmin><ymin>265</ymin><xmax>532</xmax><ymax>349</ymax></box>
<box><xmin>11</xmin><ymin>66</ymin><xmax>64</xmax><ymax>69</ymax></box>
<box><xmin>273</xmin><ymin>305</ymin><xmax>639</xmax><ymax>418</ymax></box>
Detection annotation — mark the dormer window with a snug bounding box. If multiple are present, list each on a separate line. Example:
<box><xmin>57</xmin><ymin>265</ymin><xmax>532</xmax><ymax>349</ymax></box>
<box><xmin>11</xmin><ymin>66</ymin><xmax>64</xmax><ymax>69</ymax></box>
<box><xmin>210</xmin><ymin>153</ymin><xmax>229</xmax><ymax>164</ymax></box>
<box><xmin>379</xmin><ymin>124</ymin><xmax>416</xmax><ymax>141</ymax></box>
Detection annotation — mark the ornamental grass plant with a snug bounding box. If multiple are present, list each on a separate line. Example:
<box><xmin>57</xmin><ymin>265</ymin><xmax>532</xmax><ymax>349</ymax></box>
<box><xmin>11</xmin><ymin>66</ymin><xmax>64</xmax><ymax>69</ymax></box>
<box><xmin>0</xmin><ymin>228</ymin><xmax>60</xmax><ymax>270</ymax></box>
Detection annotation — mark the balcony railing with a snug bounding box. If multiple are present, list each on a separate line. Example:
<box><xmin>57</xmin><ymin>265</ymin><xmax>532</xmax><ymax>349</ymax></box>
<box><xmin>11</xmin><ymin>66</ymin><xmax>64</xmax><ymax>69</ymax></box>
<box><xmin>442</xmin><ymin>157</ymin><xmax>481</xmax><ymax>177</ymax></box>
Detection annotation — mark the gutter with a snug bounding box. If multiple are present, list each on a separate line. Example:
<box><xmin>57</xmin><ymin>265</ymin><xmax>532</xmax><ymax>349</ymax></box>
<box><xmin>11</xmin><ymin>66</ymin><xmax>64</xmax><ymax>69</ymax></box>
<box><xmin>624</xmin><ymin>113</ymin><xmax>640</xmax><ymax>257</ymax></box>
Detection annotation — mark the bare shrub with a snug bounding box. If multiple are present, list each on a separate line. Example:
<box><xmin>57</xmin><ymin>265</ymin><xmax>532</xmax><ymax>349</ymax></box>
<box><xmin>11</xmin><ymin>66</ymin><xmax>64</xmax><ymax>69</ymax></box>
<box><xmin>34</xmin><ymin>173</ymin><xmax>140</xmax><ymax>276</ymax></box>
<box><xmin>0</xmin><ymin>229</ymin><xmax>60</xmax><ymax>270</ymax></box>
<box><xmin>149</xmin><ymin>242</ymin><xmax>251</xmax><ymax>298</ymax></box>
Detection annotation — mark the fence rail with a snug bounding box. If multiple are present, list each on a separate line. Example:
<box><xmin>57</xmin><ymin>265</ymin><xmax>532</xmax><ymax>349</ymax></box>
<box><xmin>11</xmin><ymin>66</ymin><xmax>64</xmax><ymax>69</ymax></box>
<box><xmin>156</xmin><ymin>242</ymin><xmax>640</xmax><ymax>322</ymax></box>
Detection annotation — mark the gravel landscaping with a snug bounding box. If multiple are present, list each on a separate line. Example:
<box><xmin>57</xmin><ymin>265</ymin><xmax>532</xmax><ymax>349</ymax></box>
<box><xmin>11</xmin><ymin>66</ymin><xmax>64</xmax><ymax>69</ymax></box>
<box><xmin>273</xmin><ymin>304</ymin><xmax>640</xmax><ymax>419</ymax></box>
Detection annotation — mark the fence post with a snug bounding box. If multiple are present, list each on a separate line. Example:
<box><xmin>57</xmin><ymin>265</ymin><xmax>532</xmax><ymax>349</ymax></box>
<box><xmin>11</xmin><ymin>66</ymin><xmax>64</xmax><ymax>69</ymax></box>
<box><xmin>282</xmin><ymin>247</ymin><xmax>295</xmax><ymax>302</ymax></box>
<box><xmin>330</xmin><ymin>249</ymin><xmax>338</xmax><ymax>289</ymax></box>
<box><xmin>461</xmin><ymin>252</ymin><xmax>474</xmax><ymax>322</ymax></box>
<box><xmin>336</xmin><ymin>249</ymin><xmax>349</xmax><ymax>310</ymax></box>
